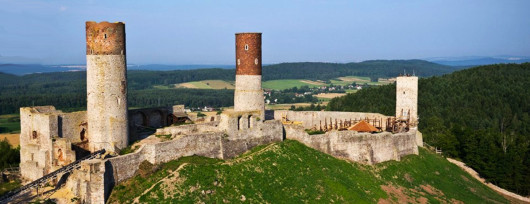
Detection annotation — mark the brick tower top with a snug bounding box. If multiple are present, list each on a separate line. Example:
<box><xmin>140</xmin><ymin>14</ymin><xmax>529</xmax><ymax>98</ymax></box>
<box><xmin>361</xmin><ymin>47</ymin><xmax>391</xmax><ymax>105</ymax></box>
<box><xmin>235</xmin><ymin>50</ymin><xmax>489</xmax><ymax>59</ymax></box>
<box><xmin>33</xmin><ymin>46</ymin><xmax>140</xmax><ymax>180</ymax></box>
<box><xmin>235</xmin><ymin>33</ymin><xmax>262</xmax><ymax>75</ymax></box>
<box><xmin>86</xmin><ymin>21</ymin><xmax>126</xmax><ymax>55</ymax></box>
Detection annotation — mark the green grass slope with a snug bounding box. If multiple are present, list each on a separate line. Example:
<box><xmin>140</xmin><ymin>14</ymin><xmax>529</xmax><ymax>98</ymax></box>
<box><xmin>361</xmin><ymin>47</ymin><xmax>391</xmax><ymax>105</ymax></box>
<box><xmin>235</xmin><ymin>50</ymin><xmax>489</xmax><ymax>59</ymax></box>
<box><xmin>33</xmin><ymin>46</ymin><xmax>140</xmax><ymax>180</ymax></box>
<box><xmin>108</xmin><ymin>140</ymin><xmax>507</xmax><ymax>203</ymax></box>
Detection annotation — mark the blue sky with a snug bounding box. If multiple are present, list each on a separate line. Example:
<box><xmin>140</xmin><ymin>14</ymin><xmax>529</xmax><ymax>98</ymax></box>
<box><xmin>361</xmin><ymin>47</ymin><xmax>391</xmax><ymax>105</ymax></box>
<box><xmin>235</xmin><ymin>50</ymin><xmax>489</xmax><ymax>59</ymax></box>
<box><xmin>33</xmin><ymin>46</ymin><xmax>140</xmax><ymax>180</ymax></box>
<box><xmin>0</xmin><ymin>0</ymin><xmax>529</xmax><ymax>64</ymax></box>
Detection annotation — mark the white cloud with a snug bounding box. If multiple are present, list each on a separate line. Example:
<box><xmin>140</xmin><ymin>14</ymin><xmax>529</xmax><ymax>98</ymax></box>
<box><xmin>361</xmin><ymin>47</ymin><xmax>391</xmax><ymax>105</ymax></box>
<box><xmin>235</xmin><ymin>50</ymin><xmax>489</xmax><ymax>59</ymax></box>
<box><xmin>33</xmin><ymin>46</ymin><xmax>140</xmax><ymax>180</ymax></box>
<box><xmin>59</xmin><ymin>6</ymin><xmax>67</xmax><ymax>11</ymax></box>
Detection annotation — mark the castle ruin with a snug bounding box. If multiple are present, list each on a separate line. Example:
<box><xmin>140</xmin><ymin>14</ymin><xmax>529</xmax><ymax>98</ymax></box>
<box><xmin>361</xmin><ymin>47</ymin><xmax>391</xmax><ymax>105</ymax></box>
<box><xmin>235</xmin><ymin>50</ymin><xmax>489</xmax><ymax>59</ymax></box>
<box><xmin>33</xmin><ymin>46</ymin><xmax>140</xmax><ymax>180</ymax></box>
<box><xmin>8</xmin><ymin>22</ymin><xmax>421</xmax><ymax>204</ymax></box>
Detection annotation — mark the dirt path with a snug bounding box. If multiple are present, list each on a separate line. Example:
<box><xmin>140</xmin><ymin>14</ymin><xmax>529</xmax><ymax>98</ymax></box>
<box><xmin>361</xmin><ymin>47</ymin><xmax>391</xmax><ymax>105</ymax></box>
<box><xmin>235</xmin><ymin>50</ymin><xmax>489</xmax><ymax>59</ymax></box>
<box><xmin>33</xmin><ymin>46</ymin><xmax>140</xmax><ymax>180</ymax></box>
<box><xmin>300</xmin><ymin>80</ymin><xmax>325</xmax><ymax>85</ymax></box>
<box><xmin>224</xmin><ymin>143</ymin><xmax>279</xmax><ymax>166</ymax></box>
<box><xmin>447</xmin><ymin>158</ymin><xmax>530</xmax><ymax>203</ymax></box>
<box><xmin>133</xmin><ymin>163</ymin><xmax>189</xmax><ymax>203</ymax></box>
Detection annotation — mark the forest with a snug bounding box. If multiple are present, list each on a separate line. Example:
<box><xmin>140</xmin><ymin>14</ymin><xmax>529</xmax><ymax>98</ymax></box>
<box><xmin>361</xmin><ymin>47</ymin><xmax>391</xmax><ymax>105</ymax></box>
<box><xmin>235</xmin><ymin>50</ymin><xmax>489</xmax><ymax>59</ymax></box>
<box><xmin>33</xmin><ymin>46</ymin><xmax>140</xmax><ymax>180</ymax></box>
<box><xmin>327</xmin><ymin>63</ymin><xmax>530</xmax><ymax>196</ymax></box>
<box><xmin>0</xmin><ymin>60</ymin><xmax>459</xmax><ymax>114</ymax></box>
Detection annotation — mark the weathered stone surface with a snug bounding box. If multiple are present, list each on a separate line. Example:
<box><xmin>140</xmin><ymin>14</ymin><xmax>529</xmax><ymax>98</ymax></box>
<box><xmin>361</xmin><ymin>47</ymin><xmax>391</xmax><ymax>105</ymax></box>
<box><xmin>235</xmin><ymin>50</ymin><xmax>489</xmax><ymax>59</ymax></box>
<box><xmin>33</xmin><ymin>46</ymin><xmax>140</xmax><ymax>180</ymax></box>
<box><xmin>57</xmin><ymin>111</ymin><xmax>87</xmax><ymax>143</ymax></box>
<box><xmin>19</xmin><ymin>106</ymin><xmax>59</xmax><ymax>181</ymax></box>
<box><xmin>86</xmin><ymin>55</ymin><xmax>128</xmax><ymax>153</ymax></box>
<box><xmin>85</xmin><ymin>21</ymin><xmax>125</xmax><ymax>55</ymax></box>
<box><xmin>283</xmin><ymin>124</ymin><xmax>418</xmax><ymax>165</ymax></box>
<box><xmin>396</xmin><ymin>76</ymin><xmax>418</xmax><ymax>125</ymax></box>
<box><xmin>234</xmin><ymin>75</ymin><xmax>265</xmax><ymax>115</ymax></box>
<box><xmin>66</xmin><ymin>159</ymin><xmax>106</xmax><ymax>204</ymax></box>
<box><xmin>274</xmin><ymin>110</ymin><xmax>391</xmax><ymax>130</ymax></box>
<box><xmin>155</xmin><ymin>122</ymin><xmax>220</xmax><ymax>136</ymax></box>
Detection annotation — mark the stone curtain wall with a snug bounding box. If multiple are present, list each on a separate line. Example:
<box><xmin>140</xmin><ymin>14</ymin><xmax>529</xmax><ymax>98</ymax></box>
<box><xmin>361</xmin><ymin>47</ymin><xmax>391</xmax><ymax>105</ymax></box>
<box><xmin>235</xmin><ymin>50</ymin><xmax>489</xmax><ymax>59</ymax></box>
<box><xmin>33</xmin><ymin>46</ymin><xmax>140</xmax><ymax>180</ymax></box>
<box><xmin>58</xmin><ymin>111</ymin><xmax>87</xmax><ymax>143</ymax></box>
<box><xmin>283</xmin><ymin>124</ymin><xmax>418</xmax><ymax>165</ymax></box>
<box><xmin>68</xmin><ymin>120</ymin><xmax>283</xmax><ymax>203</ymax></box>
<box><xmin>154</xmin><ymin>122</ymin><xmax>220</xmax><ymax>136</ymax></box>
<box><xmin>274</xmin><ymin>110</ymin><xmax>391</xmax><ymax>130</ymax></box>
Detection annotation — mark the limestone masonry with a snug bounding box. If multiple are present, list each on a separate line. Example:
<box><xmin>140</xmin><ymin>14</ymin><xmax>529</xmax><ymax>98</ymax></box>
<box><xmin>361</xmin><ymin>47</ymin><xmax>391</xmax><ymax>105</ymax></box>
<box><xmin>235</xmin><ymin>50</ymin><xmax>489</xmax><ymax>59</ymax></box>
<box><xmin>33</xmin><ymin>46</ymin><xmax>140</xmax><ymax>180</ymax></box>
<box><xmin>14</xmin><ymin>23</ymin><xmax>421</xmax><ymax>204</ymax></box>
<box><xmin>396</xmin><ymin>75</ymin><xmax>418</xmax><ymax>126</ymax></box>
<box><xmin>86</xmin><ymin>21</ymin><xmax>128</xmax><ymax>153</ymax></box>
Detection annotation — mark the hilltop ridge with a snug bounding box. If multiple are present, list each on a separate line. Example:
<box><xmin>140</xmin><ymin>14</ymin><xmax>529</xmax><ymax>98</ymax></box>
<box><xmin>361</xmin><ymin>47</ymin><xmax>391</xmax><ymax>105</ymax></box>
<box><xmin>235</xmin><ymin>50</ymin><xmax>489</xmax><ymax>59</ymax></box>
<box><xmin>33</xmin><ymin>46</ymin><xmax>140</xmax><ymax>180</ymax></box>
<box><xmin>107</xmin><ymin>140</ymin><xmax>508</xmax><ymax>203</ymax></box>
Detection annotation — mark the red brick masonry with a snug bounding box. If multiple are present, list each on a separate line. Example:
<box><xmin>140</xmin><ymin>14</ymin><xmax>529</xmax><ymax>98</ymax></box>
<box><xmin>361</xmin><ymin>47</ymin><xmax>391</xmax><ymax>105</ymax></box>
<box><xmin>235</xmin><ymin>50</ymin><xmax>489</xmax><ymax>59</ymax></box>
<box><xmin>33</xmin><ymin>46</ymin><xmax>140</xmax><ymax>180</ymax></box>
<box><xmin>235</xmin><ymin>33</ymin><xmax>261</xmax><ymax>75</ymax></box>
<box><xmin>86</xmin><ymin>21</ymin><xmax>126</xmax><ymax>55</ymax></box>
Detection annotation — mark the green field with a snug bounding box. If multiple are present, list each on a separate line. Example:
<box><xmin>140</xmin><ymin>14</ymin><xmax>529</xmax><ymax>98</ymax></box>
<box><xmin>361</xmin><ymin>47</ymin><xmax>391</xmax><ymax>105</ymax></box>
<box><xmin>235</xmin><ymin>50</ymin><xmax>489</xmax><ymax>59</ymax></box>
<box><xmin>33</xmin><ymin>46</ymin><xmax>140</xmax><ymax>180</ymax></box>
<box><xmin>0</xmin><ymin>114</ymin><xmax>20</xmax><ymax>134</ymax></box>
<box><xmin>170</xmin><ymin>76</ymin><xmax>385</xmax><ymax>91</ymax></box>
<box><xmin>175</xmin><ymin>80</ymin><xmax>235</xmax><ymax>89</ymax></box>
<box><xmin>262</xmin><ymin>79</ymin><xmax>323</xmax><ymax>90</ymax></box>
<box><xmin>108</xmin><ymin>140</ymin><xmax>508</xmax><ymax>203</ymax></box>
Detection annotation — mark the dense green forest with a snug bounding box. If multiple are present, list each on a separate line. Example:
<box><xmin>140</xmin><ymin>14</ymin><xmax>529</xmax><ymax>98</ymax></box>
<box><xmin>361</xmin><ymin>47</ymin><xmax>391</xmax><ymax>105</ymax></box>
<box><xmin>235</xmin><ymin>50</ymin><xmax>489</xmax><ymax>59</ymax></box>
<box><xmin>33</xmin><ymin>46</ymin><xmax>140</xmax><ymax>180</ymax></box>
<box><xmin>327</xmin><ymin>63</ymin><xmax>530</xmax><ymax>195</ymax></box>
<box><xmin>263</xmin><ymin>60</ymin><xmax>461</xmax><ymax>81</ymax></box>
<box><xmin>0</xmin><ymin>140</ymin><xmax>19</xmax><ymax>169</ymax></box>
<box><xmin>0</xmin><ymin>60</ymin><xmax>460</xmax><ymax>114</ymax></box>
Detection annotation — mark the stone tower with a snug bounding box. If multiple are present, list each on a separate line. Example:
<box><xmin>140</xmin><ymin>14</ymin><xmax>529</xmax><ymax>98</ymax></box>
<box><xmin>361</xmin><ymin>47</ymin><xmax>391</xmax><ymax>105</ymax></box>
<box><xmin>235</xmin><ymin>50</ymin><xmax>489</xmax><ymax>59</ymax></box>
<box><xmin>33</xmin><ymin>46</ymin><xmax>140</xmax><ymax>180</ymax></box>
<box><xmin>395</xmin><ymin>76</ymin><xmax>418</xmax><ymax>126</ymax></box>
<box><xmin>234</xmin><ymin>33</ymin><xmax>264</xmax><ymax>116</ymax></box>
<box><xmin>86</xmin><ymin>21</ymin><xmax>128</xmax><ymax>153</ymax></box>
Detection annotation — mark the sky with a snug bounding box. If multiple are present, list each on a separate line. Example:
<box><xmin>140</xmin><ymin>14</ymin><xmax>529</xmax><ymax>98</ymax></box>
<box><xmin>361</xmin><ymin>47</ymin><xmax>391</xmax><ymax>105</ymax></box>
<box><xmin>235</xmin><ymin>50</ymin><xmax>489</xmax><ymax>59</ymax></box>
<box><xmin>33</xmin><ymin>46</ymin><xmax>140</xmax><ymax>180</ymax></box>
<box><xmin>0</xmin><ymin>0</ymin><xmax>529</xmax><ymax>65</ymax></box>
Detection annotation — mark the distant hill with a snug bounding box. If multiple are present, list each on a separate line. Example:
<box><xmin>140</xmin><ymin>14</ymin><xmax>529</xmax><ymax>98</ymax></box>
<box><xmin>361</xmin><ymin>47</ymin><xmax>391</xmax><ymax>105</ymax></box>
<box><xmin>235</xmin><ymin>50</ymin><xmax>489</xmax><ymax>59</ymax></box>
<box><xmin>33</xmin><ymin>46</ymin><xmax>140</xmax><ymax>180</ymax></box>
<box><xmin>0</xmin><ymin>64</ymin><xmax>78</xmax><ymax>75</ymax></box>
<box><xmin>428</xmin><ymin>56</ymin><xmax>530</xmax><ymax>66</ymax></box>
<box><xmin>0</xmin><ymin>60</ymin><xmax>466</xmax><ymax>115</ymax></box>
<box><xmin>129</xmin><ymin>64</ymin><xmax>234</xmax><ymax>71</ymax></box>
<box><xmin>108</xmin><ymin>140</ymin><xmax>508</xmax><ymax>203</ymax></box>
<box><xmin>0</xmin><ymin>60</ymin><xmax>459</xmax><ymax>79</ymax></box>
<box><xmin>327</xmin><ymin>63</ymin><xmax>530</xmax><ymax>195</ymax></box>
<box><xmin>263</xmin><ymin>60</ymin><xmax>461</xmax><ymax>81</ymax></box>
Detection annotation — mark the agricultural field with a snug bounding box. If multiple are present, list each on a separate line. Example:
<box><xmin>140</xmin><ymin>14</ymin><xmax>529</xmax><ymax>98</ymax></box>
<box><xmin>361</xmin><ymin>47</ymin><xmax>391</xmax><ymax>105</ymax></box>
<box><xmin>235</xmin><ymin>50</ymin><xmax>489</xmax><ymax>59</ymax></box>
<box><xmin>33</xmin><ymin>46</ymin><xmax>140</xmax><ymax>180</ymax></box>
<box><xmin>169</xmin><ymin>76</ymin><xmax>388</xmax><ymax>91</ymax></box>
<box><xmin>0</xmin><ymin>134</ymin><xmax>20</xmax><ymax>147</ymax></box>
<box><xmin>175</xmin><ymin>80</ymin><xmax>235</xmax><ymax>89</ymax></box>
<box><xmin>0</xmin><ymin>114</ymin><xmax>20</xmax><ymax>134</ymax></box>
<box><xmin>315</xmin><ymin>93</ymin><xmax>347</xmax><ymax>99</ymax></box>
<box><xmin>262</xmin><ymin>80</ymin><xmax>323</xmax><ymax>90</ymax></box>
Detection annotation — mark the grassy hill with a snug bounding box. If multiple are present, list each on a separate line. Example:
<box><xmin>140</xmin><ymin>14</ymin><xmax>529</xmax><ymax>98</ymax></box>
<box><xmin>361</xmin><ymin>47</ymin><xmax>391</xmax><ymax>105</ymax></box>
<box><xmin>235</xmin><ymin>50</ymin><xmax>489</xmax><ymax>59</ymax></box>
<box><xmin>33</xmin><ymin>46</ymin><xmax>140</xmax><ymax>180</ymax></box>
<box><xmin>327</xmin><ymin>63</ymin><xmax>530</xmax><ymax>195</ymax></box>
<box><xmin>108</xmin><ymin>140</ymin><xmax>507</xmax><ymax>203</ymax></box>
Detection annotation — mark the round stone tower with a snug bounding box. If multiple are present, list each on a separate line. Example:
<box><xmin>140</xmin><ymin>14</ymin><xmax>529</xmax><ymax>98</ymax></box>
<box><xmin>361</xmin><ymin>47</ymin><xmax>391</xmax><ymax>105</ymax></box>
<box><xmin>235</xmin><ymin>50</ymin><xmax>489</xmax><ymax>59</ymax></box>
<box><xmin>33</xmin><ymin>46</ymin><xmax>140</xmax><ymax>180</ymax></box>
<box><xmin>86</xmin><ymin>21</ymin><xmax>128</xmax><ymax>153</ymax></box>
<box><xmin>234</xmin><ymin>33</ymin><xmax>264</xmax><ymax>116</ymax></box>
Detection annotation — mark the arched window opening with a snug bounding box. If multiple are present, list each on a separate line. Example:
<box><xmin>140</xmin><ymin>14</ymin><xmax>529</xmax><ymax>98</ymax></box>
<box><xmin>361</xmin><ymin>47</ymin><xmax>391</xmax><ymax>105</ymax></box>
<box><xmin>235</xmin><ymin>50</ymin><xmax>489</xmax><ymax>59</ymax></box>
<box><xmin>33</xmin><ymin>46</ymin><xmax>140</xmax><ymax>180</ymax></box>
<box><xmin>80</xmin><ymin>128</ymin><xmax>86</xmax><ymax>141</ymax></box>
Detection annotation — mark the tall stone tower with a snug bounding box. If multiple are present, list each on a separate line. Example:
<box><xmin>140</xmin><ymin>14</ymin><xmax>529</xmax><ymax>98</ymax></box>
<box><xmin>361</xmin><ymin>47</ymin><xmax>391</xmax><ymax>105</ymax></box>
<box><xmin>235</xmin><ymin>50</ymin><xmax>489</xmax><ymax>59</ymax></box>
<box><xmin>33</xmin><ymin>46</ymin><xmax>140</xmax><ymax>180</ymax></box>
<box><xmin>86</xmin><ymin>21</ymin><xmax>128</xmax><ymax>153</ymax></box>
<box><xmin>395</xmin><ymin>76</ymin><xmax>418</xmax><ymax>126</ymax></box>
<box><xmin>234</xmin><ymin>33</ymin><xmax>264</xmax><ymax>116</ymax></box>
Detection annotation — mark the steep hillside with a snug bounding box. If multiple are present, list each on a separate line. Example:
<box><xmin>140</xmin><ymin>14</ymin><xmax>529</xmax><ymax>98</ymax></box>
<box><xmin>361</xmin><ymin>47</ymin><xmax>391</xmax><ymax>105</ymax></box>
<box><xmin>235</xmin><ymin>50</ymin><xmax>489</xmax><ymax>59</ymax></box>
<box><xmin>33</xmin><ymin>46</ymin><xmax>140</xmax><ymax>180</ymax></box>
<box><xmin>108</xmin><ymin>140</ymin><xmax>507</xmax><ymax>203</ymax></box>
<box><xmin>327</xmin><ymin>63</ymin><xmax>530</xmax><ymax>195</ymax></box>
